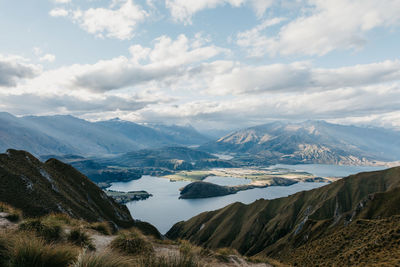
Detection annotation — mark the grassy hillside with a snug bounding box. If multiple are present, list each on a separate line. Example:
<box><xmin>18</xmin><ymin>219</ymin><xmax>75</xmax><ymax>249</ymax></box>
<box><xmin>167</xmin><ymin>167</ymin><xmax>400</xmax><ymax>265</ymax></box>
<box><xmin>0</xmin><ymin>205</ymin><xmax>272</xmax><ymax>267</ymax></box>
<box><xmin>0</xmin><ymin>149</ymin><xmax>138</xmax><ymax>228</ymax></box>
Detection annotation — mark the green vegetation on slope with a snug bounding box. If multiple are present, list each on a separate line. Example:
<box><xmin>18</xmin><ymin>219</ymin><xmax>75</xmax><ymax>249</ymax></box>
<box><xmin>167</xmin><ymin>166</ymin><xmax>400</xmax><ymax>266</ymax></box>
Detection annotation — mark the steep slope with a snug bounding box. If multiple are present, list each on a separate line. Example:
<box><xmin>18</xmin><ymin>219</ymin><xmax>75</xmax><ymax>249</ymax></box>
<box><xmin>166</xmin><ymin>166</ymin><xmax>400</xmax><ymax>265</ymax></box>
<box><xmin>0</xmin><ymin>112</ymin><xmax>75</xmax><ymax>155</ymax></box>
<box><xmin>201</xmin><ymin>120</ymin><xmax>400</xmax><ymax>165</ymax></box>
<box><xmin>0</xmin><ymin>149</ymin><xmax>134</xmax><ymax>227</ymax></box>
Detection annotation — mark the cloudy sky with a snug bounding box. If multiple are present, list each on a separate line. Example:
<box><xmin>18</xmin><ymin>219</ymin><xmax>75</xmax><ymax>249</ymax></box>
<box><xmin>1</xmin><ymin>0</ymin><xmax>400</xmax><ymax>131</ymax></box>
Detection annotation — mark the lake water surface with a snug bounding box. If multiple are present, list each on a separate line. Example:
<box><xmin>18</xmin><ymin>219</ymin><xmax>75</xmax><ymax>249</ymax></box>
<box><xmin>109</xmin><ymin>164</ymin><xmax>389</xmax><ymax>234</ymax></box>
<box><xmin>110</xmin><ymin>176</ymin><xmax>327</xmax><ymax>233</ymax></box>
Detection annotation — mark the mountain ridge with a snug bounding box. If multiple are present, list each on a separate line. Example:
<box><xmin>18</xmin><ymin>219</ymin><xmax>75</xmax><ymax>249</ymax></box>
<box><xmin>201</xmin><ymin>120</ymin><xmax>400</xmax><ymax>165</ymax></box>
<box><xmin>166</xmin><ymin>166</ymin><xmax>400</xmax><ymax>265</ymax></box>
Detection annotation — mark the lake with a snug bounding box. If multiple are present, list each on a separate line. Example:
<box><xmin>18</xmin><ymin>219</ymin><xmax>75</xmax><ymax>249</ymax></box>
<box><xmin>109</xmin><ymin>176</ymin><xmax>327</xmax><ymax>234</ymax></box>
<box><xmin>109</xmin><ymin>164</ymin><xmax>389</xmax><ymax>234</ymax></box>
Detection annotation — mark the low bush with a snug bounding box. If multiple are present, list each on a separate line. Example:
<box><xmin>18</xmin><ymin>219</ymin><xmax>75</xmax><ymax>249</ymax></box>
<box><xmin>110</xmin><ymin>229</ymin><xmax>153</xmax><ymax>256</ymax></box>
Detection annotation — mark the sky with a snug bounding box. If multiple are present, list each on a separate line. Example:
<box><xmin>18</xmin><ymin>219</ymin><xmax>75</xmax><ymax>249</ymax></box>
<box><xmin>1</xmin><ymin>0</ymin><xmax>400</xmax><ymax>131</ymax></box>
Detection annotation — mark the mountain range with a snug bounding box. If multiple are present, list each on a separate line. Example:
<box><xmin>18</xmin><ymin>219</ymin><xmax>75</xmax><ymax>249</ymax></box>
<box><xmin>0</xmin><ymin>112</ymin><xmax>210</xmax><ymax>156</ymax></box>
<box><xmin>3</xmin><ymin>111</ymin><xmax>400</xmax><ymax>165</ymax></box>
<box><xmin>201</xmin><ymin>120</ymin><xmax>400</xmax><ymax>165</ymax></box>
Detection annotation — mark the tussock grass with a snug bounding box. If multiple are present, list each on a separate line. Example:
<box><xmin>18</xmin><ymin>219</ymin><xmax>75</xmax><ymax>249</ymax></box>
<box><xmin>248</xmin><ymin>255</ymin><xmax>290</xmax><ymax>267</ymax></box>
<box><xmin>0</xmin><ymin>202</ymin><xmax>23</xmax><ymax>222</ymax></box>
<box><xmin>136</xmin><ymin>255</ymin><xmax>199</xmax><ymax>267</ymax></box>
<box><xmin>18</xmin><ymin>218</ymin><xmax>63</xmax><ymax>242</ymax></box>
<box><xmin>88</xmin><ymin>221</ymin><xmax>112</xmax><ymax>235</ymax></box>
<box><xmin>178</xmin><ymin>240</ymin><xmax>208</xmax><ymax>258</ymax></box>
<box><xmin>67</xmin><ymin>228</ymin><xmax>95</xmax><ymax>250</ymax></box>
<box><xmin>9</xmin><ymin>235</ymin><xmax>77</xmax><ymax>267</ymax></box>
<box><xmin>0</xmin><ymin>234</ymin><xmax>11</xmax><ymax>266</ymax></box>
<box><xmin>71</xmin><ymin>251</ymin><xmax>133</xmax><ymax>267</ymax></box>
<box><xmin>110</xmin><ymin>228</ymin><xmax>154</xmax><ymax>256</ymax></box>
<box><xmin>41</xmin><ymin>213</ymin><xmax>80</xmax><ymax>227</ymax></box>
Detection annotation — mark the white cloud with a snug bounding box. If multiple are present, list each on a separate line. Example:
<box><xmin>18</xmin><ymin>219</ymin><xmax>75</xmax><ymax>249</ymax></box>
<box><xmin>39</xmin><ymin>54</ymin><xmax>56</xmax><ymax>63</ymax></box>
<box><xmin>69</xmin><ymin>0</ymin><xmax>148</xmax><ymax>40</ymax></box>
<box><xmin>131</xmin><ymin>83</ymin><xmax>400</xmax><ymax>130</ymax></box>
<box><xmin>237</xmin><ymin>17</ymin><xmax>286</xmax><ymax>57</ymax></box>
<box><xmin>165</xmin><ymin>0</ymin><xmax>273</xmax><ymax>24</ymax></box>
<box><xmin>207</xmin><ymin>60</ymin><xmax>400</xmax><ymax>95</ymax></box>
<box><xmin>249</xmin><ymin>0</ymin><xmax>274</xmax><ymax>18</ymax></box>
<box><xmin>49</xmin><ymin>8</ymin><xmax>69</xmax><ymax>17</ymax></box>
<box><xmin>72</xmin><ymin>34</ymin><xmax>228</xmax><ymax>91</ymax></box>
<box><xmin>238</xmin><ymin>0</ymin><xmax>400</xmax><ymax>56</ymax></box>
<box><xmin>52</xmin><ymin>0</ymin><xmax>71</xmax><ymax>3</ymax></box>
<box><xmin>0</xmin><ymin>55</ymin><xmax>41</xmax><ymax>87</ymax></box>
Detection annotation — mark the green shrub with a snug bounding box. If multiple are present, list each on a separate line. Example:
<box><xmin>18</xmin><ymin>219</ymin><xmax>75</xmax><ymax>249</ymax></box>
<box><xmin>88</xmin><ymin>222</ymin><xmax>112</xmax><ymax>235</ymax></box>
<box><xmin>67</xmin><ymin>228</ymin><xmax>95</xmax><ymax>250</ymax></box>
<box><xmin>19</xmin><ymin>219</ymin><xmax>63</xmax><ymax>242</ymax></box>
<box><xmin>110</xmin><ymin>229</ymin><xmax>153</xmax><ymax>256</ymax></box>
<box><xmin>9</xmin><ymin>235</ymin><xmax>77</xmax><ymax>267</ymax></box>
<box><xmin>71</xmin><ymin>251</ymin><xmax>133</xmax><ymax>267</ymax></box>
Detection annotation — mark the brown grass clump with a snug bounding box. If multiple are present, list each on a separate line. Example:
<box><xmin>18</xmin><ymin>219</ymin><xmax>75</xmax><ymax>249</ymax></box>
<box><xmin>178</xmin><ymin>240</ymin><xmax>208</xmax><ymax>258</ymax></box>
<box><xmin>18</xmin><ymin>218</ymin><xmax>63</xmax><ymax>242</ymax></box>
<box><xmin>0</xmin><ymin>202</ymin><xmax>23</xmax><ymax>222</ymax></box>
<box><xmin>8</xmin><ymin>234</ymin><xmax>78</xmax><ymax>267</ymax></box>
<box><xmin>110</xmin><ymin>228</ymin><xmax>154</xmax><ymax>256</ymax></box>
<box><xmin>136</xmin><ymin>255</ymin><xmax>200</xmax><ymax>267</ymax></box>
<box><xmin>71</xmin><ymin>251</ymin><xmax>133</xmax><ymax>267</ymax></box>
<box><xmin>67</xmin><ymin>228</ymin><xmax>95</xmax><ymax>250</ymax></box>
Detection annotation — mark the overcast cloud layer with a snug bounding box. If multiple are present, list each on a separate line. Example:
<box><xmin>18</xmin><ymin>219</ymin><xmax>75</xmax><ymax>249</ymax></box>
<box><xmin>0</xmin><ymin>0</ymin><xmax>400</xmax><ymax>131</ymax></box>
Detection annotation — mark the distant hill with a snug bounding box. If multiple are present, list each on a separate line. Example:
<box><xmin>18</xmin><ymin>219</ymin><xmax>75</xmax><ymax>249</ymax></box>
<box><xmin>0</xmin><ymin>149</ymin><xmax>134</xmax><ymax>227</ymax></box>
<box><xmin>103</xmin><ymin>146</ymin><xmax>236</xmax><ymax>175</ymax></box>
<box><xmin>167</xmin><ymin>166</ymin><xmax>400</xmax><ymax>265</ymax></box>
<box><xmin>0</xmin><ymin>112</ymin><xmax>76</xmax><ymax>156</ymax></box>
<box><xmin>201</xmin><ymin>120</ymin><xmax>400</xmax><ymax>165</ymax></box>
<box><xmin>23</xmin><ymin>115</ymin><xmax>140</xmax><ymax>155</ymax></box>
<box><xmin>0</xmin><ymin>112</ymin><xmax>210</xmax><ymax>156</ymax></box>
